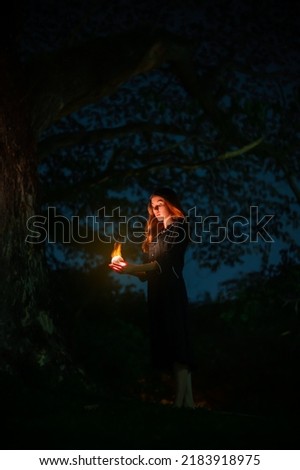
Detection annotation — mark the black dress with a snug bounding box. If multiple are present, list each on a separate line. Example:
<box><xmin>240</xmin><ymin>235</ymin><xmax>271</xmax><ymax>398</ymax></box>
<box><xmin>146</xmin><ymin>218</ymin><xmax>194</xmax><ymax>371</ymax></box>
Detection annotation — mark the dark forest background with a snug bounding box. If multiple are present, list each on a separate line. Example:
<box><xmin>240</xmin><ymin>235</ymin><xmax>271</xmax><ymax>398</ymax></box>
<box><xmin>1</xmin><ymin>0</ymin><xmax>299</xmax><ymax>449</ymax></box>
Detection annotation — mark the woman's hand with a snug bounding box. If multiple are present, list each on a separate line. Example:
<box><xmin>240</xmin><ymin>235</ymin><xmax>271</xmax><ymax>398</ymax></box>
<box><xmin>109</xmin><ymin>261</ymin><xmax>137</xmax><ymax>275</ymax></box>
<box><xmin>109</xmin><ymin>260</ymin><xmax>158</xmax><ymax>276</ymax></box>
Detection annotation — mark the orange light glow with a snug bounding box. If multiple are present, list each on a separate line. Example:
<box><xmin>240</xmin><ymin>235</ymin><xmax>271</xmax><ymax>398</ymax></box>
<box><xmin>111</xmin><ymin>242</ymin><xmax>124</xmax><ymax>264</ymax></box>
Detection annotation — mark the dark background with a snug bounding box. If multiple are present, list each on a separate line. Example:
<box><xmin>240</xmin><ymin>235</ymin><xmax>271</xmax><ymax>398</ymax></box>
<box><xmin>1</xmin><ymin>0</ymin><xmax>300</xmax><ymax>450</ymax></box>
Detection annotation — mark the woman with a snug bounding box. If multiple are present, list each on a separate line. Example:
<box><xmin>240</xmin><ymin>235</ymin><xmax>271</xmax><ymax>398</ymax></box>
<box><xmin>109</xmin><ymin>187</ymin><xmax>195</xmax><ymax>408</ymax></box>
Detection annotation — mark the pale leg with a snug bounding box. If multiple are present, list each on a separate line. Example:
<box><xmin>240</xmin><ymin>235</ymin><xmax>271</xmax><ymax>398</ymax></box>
<box><xmin>173</xmin><ymin>362</ymin><xmax>194</xmax><ymax>408</ymax></box>
<box><xmin>183</xmin><ymin>371</ymin><xmax>195</xmax><ymax>408</ymax></box>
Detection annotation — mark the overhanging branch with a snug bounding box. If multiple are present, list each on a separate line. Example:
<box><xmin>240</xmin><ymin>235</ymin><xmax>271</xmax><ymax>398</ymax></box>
<box><xmin>120</xmin><ymin>137</ymin><xmax>264</xmax><ymax>175</ymax></box>
<box><xmin>44</xmin><ymin>137</ymin><xmax>263</xmax><ymax>203</ymax></box>
<box><xmin>37</xmin><ymin>123</ymin><xmax>194</xmax><ymax>160</ymax></box>
<box><xmin>25</xmin><ymin>29</ymin><xmax>199</xmax><ymax>134</ymax></box>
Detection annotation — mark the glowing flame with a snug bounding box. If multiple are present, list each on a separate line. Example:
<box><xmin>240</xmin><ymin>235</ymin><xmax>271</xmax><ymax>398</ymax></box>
<box><xmin>111</xmin><ymin>242</ymin><xmax>122</xmax><ymax>258</ymax></box>
<box><xmin>111</xmin><ymin>242</ymin><xmax>124</xmax><ymax>264</ymax></box>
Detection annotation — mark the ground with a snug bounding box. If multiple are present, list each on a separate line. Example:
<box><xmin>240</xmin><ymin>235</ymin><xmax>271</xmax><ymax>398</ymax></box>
<box><xmin>3</xmin><ymin>384</ymin><xmax>298</xmax><ymax>450</ymax></box>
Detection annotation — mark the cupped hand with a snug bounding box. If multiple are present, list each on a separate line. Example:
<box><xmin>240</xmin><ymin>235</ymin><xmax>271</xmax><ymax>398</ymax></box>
<box><xmin>109</xmin><ymin>261</ymin><xmax>136</xmax><ymax>274</ymax></box>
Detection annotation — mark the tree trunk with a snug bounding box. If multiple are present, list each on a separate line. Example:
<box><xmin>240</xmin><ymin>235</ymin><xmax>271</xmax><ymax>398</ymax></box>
<box><xmin>0</xmin><ymin>50</ymin><xmax>52</xmax><ymax>374</ymax></box>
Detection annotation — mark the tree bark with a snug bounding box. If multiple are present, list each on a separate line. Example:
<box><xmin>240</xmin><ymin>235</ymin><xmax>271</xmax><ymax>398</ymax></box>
<box><xmin>0</xmin><ymin>49</ymin><xmax>51</xmax><ymax>372</ymax></box>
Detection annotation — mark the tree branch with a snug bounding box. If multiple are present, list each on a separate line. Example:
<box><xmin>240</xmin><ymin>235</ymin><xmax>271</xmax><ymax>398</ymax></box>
<box><xmin>24</xmin><ymin>29</ymin><xmax>198</xmax><ymax>135</ymax></box>
<box><xmin>44</xmin><ymin>137</ymin><xmax>263</xmax><ymax>203</ymax></box>
<box><xmin>120</xmin><ymin>137</ymin><xmax>264</xmax><ymax>174</ymax></box>
<box><xmin>37</xmin><ymin>123</ymin><xmax>194</xmax><ymax>160</ymax></box>
<box><xmin>24</xmin><ymin>28</ymin><xmax>244</xmax><ymax>149</ymax></box>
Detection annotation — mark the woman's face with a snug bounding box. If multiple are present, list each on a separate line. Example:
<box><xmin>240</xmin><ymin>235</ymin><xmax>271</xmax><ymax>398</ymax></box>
<box><xmin>151</xmin><ymin>196</ymin><xmax>171</xmax><ymax>221</ymax></box>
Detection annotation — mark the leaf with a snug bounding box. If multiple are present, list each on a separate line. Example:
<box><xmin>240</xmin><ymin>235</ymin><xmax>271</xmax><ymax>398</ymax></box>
<box><xmin>37</xmin><ymin>311</ymin><xmax>55</xmax><ymax>335</ymax></box>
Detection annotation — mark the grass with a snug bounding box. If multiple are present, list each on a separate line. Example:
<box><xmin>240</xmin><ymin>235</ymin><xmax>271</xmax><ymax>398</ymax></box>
<box><xmin>3</xmin><ymin>384</ymin><xmax>298</xmax><ymax>450</ymax></box>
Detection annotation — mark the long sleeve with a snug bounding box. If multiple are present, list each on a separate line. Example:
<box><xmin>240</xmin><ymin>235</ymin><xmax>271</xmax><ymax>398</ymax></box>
<box><xmin>148</xmin><ymin>220</ymin><xmax>189</xmax><ymax>277</ymax></box>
